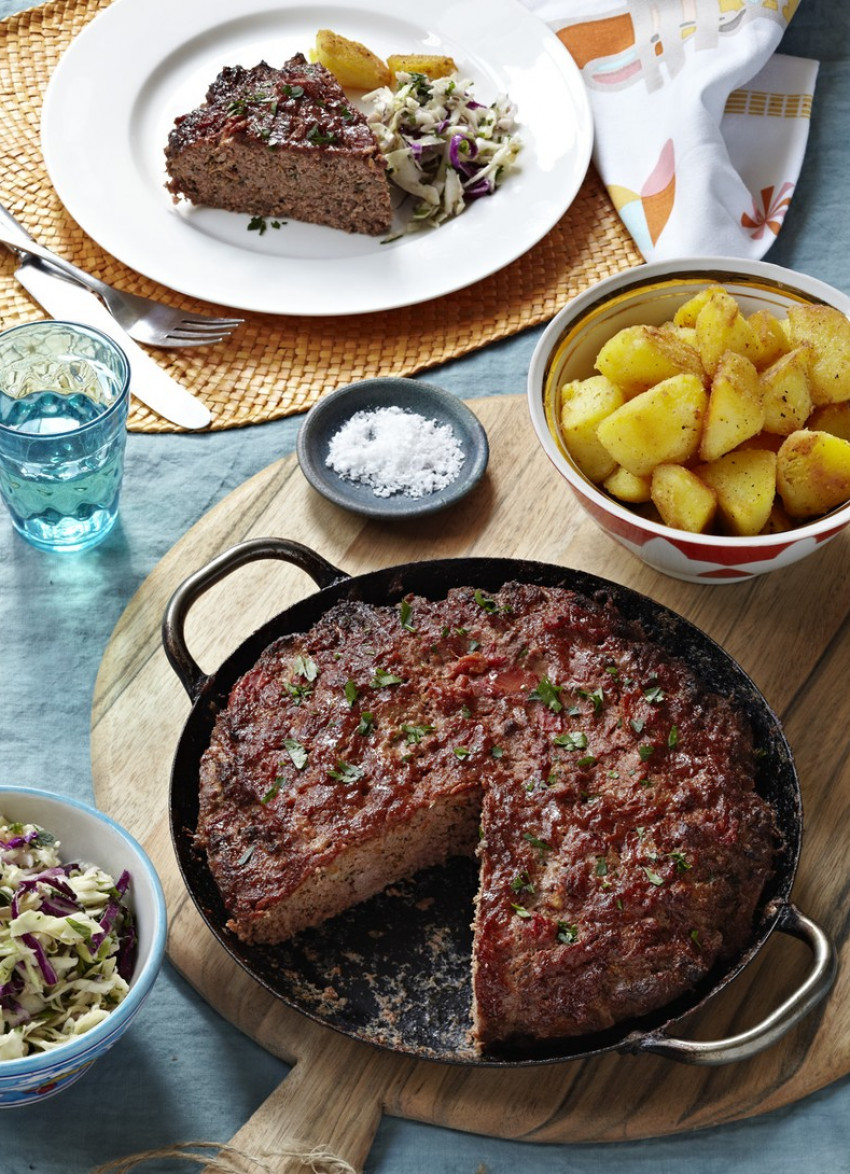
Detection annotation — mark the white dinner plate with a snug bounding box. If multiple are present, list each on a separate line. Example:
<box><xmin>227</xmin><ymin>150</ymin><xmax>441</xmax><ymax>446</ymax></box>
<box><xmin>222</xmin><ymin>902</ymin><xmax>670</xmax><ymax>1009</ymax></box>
<box><xmin>41</xmin><ymin>0</ymin><xmax>593</xmax><ymax>316</ymax></box>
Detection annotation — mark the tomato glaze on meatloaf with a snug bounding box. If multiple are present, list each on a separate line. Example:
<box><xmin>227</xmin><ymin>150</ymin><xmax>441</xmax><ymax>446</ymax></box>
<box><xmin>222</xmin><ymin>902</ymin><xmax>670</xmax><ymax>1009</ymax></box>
<box><xmin>196</xmin><ymin>581</ymin><xmax>778</xmax><ymax>1051</ymax></box>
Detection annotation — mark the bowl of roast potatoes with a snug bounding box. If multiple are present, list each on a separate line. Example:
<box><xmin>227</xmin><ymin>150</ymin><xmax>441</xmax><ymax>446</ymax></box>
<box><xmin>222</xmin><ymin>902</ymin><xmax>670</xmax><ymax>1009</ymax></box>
<box><xmin>528</xmin><ymin>257</ymin><xmax>850</xmax><ymax>583</ymax></box>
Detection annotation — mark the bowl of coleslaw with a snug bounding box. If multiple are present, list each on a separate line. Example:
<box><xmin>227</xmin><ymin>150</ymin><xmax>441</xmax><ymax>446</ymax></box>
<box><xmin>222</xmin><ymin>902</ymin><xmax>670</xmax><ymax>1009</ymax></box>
<box><xmin>0</xmin><ymin>786</ymin><xmax>166</xmax><ymax>1105</ymax></box>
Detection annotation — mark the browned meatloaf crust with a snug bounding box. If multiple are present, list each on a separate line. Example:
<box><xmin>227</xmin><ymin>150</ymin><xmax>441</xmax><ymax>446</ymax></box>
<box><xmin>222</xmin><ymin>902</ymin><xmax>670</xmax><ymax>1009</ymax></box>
<box><xmin>164</xmin><ymin>55</ymin><xmax>392</xmax><ymax>235</ymax></box>
<box><xmin>196</xmin><ymin>581</ymin><xmax>778</xmax><ymax>1051</ymax></box>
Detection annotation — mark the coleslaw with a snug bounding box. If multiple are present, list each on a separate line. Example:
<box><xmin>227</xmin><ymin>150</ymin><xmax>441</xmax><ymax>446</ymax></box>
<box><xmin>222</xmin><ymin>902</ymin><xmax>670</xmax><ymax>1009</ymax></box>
<box><xmin>366</xmin><ymin>71</ymin><xmax>522</xmax><ymax>234</ymax></box>
<box><xmin>0</xmin><ymin>814</ymin><xmax>136</xmax><ymax>1059</ymax></box>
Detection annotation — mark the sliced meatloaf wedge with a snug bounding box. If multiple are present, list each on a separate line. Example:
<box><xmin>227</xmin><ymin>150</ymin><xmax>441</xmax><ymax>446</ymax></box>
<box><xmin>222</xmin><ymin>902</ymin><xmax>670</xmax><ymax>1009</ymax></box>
<box><xmin>165</xmin><ymin>55</ymin><xmax>393</xmax><ymax>235</ymax></box>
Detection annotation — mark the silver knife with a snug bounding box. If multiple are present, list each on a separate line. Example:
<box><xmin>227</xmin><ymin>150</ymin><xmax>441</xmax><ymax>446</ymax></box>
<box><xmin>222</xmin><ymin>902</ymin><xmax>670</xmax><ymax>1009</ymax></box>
<box><xmin>14</xmin><ymin>259</ymin><xmax>212</xmax><ymax>431</ymax></box>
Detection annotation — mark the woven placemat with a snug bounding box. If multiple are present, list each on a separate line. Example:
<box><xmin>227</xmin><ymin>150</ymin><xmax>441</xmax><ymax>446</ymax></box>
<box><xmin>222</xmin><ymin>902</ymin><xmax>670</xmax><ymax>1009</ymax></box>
<box><xmin>0</xmin><ymin>0</ymin><xmax>644</xmax><ymax>433</ymax></box>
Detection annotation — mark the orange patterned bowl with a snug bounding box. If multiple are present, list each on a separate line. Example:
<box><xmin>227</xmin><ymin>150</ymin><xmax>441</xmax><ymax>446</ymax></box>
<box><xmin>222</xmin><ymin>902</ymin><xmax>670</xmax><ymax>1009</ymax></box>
<box><xmin>527</xmin><ymin>257</ymin><xmax>850</xmax><ymax>584</ymax></box>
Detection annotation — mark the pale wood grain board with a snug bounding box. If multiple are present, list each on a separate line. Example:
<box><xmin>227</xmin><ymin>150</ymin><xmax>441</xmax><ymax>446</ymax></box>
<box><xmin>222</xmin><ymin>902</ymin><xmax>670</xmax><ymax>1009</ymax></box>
<box><xmin>91</xmin><ymin>395</ymin><xmax>850</xmax><ymax>1171</ymax></box>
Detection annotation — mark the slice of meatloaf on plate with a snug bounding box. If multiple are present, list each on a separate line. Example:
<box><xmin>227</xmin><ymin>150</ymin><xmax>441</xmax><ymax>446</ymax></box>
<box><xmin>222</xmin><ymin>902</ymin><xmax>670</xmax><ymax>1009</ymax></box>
<box><xmin>165</xmin><ymin>54</ymin><xmax>393</xmax><ymax>235</ymax></box>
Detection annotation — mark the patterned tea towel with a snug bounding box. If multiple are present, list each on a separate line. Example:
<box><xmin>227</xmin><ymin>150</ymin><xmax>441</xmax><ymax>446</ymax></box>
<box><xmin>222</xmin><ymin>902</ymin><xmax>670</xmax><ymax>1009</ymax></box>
<box><xmin>520</xmin><ymin>0</ymin><xmax>819</xmax><ymax>261</ymax></box>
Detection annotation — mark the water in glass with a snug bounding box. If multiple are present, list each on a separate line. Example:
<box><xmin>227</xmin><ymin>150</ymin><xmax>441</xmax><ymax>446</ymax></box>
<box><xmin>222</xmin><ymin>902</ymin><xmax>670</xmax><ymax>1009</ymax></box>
<box><xmin>0</xmin><ymin>323</ymin><xmax>129</xmax><ymax>552</ymax></box>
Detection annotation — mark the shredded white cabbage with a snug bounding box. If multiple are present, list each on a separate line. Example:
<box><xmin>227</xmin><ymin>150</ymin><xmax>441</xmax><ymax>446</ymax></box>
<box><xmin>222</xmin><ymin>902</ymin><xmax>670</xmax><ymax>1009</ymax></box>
<box><xmin>365</xmin><ymin>71</ymin><xmax>522</xmax><ymax>235</ymax></box>
<box><xmin>0</xmin><ymin>814</ymin><xmax>134</xmax><ymax>1060</ymax></box>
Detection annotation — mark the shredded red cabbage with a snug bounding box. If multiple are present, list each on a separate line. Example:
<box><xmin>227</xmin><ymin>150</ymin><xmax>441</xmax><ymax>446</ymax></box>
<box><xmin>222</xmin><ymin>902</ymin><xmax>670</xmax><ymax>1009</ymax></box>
<box><xmin>21</xmin><ymin>931</ymin><xmax>58</xmax><ymax>986</ymax></box>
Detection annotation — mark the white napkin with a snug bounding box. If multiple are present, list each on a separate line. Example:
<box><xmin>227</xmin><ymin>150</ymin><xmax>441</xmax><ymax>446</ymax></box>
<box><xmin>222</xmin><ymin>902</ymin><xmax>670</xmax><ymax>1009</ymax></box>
<box><xmin>520</xmin><ymin>0</ymin><xmax>819</xmax><ymax>261</ymax></box>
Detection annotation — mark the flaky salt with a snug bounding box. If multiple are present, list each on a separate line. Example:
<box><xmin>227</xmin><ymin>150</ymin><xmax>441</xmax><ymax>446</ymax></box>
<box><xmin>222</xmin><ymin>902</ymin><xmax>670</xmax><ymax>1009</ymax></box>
<box><xmin>326</xmin><ymin>405</ymin><xmax>465</xmax><ymax>498</ymax></box>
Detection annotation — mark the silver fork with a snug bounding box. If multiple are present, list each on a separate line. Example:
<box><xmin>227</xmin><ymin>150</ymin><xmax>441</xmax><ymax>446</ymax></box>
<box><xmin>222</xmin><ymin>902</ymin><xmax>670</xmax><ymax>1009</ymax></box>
<box><xmin>0</xmin><ymin>204</ymin><xmax>243</xmax><ymax>348</ymax></box>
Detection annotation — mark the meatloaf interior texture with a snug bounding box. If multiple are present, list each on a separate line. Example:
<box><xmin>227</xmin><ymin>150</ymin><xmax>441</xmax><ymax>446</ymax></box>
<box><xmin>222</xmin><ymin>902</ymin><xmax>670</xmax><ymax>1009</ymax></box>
<box><xmin>196</xmin><ymin>582</ymin><xmax>778</xmax><ymax>1053</ymax></box>
<box><xmin>164</xmin><ymin>55</ymin><xmax>393</xmax><ymax>235</ymax></box>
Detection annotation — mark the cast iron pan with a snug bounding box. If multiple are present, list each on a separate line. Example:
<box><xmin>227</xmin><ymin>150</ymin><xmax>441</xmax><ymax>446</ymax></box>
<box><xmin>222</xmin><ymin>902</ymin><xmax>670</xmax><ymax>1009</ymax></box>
<box><xmin>163</xmin><ymin>538</ymin><xmax>836</xmax><ymax>1067</ymax></box>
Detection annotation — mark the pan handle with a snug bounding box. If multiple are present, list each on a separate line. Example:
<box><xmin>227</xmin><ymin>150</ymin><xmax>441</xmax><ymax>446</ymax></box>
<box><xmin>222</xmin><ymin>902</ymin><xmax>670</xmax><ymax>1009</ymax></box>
<box><xmin>627</xmin><ymin>903</ymin><xmax>837</xmax><ymax>1066</ymax></box>
<box><xmin>162</xmin><ymin>537</ymin><xmax>347</xmax><ymax>700</ymax></box>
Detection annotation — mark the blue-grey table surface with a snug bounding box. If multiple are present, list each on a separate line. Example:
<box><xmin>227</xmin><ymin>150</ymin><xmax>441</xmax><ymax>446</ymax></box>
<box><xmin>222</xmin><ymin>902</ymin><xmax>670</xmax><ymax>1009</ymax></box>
<box><xmin>1</xmin><ymin>2</ymin><xmax>849</xmax><ymax>1171</ymax></box>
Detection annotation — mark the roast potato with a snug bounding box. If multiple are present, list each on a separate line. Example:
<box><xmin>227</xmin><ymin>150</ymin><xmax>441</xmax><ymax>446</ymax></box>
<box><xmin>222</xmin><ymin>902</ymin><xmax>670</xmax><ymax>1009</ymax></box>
<box><xmin>695</xmin><ymin>449</ymin><xmax>777</xmax><ymax>536</ymax></box>
<box><xmin>603</xmin><ymin>465</ymin><xmax>652</xmax><ymax>504</ymax></box>
<box><xmin>595</xmin><ymin>373</ymin><xmax>707</xmax><ymax>477</ymax></box>
<box><xmin>388</xmin><ymin>53</ymin><xmax>457</xmax><ymax>83</ymax></box>
<box><xmin>776</xmin><ymin>429</ymin><xmax>850</xmax><ymax>516</ymax></box>
<box><xmin>748</xmin><ymin>309</ymin><xmax>791</xmax><ymax>369</ymax></box>
<box><xmin>699</xmin><ymin>351</ymin><xmax>764</xmax><ymax>462</ymax></box>
<box><xmin>785</xmin><ymin>304</ymin><xmax>850</xmax><ymax>404</ymax></box>
<box><xmin>694</xmin><ymin>287</ymin><xmax>761</xmax><ymax>375</ymax></box>
<box><xmin>313</xmin><ymin>29</ymin><xmax>391</xmax><ymax>90</ymax></box>
<box><xmin>595</xmin><ymin>324</ymin><xmax>705</xmax><ymax>397</ymax></box>
<box><xmin>759</xmin><ymin>347</ymin><xmax>813</xmax><ymax>435</ymax></box>
<box><xmin>651</xmin><ymin>463</ymin><xmax>717</xmax><ymax>533</ymax></box>
<box><xmin>808</xmin><ymin>402</ymin><xmax>850</xmax><ymax>441</ymax></box>
<box><xmin>559</xmin><ymin>376</ymin><xmax>623</xmax><ymax>482</ymax></box>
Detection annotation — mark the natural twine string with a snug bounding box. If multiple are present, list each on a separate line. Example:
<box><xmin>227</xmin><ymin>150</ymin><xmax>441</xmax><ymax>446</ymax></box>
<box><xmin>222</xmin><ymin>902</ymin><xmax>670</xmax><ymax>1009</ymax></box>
<box><xmin>90</xmin><ymin>1140</ymin><xmax>357</xmax><ymax>1174</ymax></box>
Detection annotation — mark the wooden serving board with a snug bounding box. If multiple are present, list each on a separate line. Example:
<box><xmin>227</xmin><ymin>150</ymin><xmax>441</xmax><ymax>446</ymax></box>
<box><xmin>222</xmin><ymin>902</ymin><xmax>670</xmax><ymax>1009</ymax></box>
<box><xmin>91</xmin><ymin>395</ymin><xmax>850</xmax><ymax>1171</ymax></box>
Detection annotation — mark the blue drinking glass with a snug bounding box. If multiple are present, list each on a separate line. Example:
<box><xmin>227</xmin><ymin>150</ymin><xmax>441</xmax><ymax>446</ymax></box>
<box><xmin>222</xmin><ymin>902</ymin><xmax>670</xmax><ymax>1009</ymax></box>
<box><xmin>0</xmin><ymin>320</ymin><xmax>130</xmax><ymax>553</ymax></box>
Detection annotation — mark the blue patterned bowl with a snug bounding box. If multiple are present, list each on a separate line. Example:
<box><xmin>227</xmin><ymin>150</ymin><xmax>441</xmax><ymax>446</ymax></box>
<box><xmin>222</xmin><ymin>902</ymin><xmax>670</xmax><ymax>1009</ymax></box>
<box><xmin>0</xmin><ymin>787</ymin><xmax>166</xmax><ymax>1106</ymax></box>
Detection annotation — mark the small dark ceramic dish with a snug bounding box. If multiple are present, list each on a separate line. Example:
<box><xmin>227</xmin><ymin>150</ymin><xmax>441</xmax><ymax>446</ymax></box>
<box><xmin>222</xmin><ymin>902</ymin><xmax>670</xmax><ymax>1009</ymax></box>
<box><xmin>296</xmin><ymin>377</ymin><xmax>489</xmax><ymax>519</ymax></box>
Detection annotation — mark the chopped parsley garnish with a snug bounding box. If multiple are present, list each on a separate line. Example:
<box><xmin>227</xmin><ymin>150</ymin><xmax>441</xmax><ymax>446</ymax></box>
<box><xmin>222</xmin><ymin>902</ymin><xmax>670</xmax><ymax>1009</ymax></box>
<box><xmin>329</xmin><ymin>761</ymin><xmax>364</xmax><ymax>784</ymax></box>
<box><xmin>453</xmin><ymin>747</ymin><xmax>471</xmax><ymax>759</ymax></box>
<box><xmin>344</xmin><ymin>679</ymin><xmax>359</xmax><ymax>707</ymax></box>
<box><xmin>643</xmin><ymin>866</ymin><xmax>664</xmax><ymax>886</ymax></box>
<box><xmin>511</xmin><ymin>903</ymin><xmax>532</xmax><ymax>919</ymax></box>
<box><xmin>409</xmin><ymin>72</ymin><xmax>434</xmax><ymax>103</ymax></box>
<box><xmin>66</xmin><ymin>917</ymin><xmax>93</xmax><ymax>943</ymax></box>
<box><xmin>238</xmin><ymin>845</ymin><xmax>255</xmax><ymax>867</ymax></box>
<box><xmin>356</xmin><ymin>712</ymin><xmax>375</xmax><ymax>736</ymax></box>
<box><xmin>401</xmin><ymin>723</ymin><xmax>434</xmax><ymax>744</ymax></box>
<box><xmin>667</xmin><ymin>725</ymin><xmax>680</xmax><ymax>749</ymax></box>
<box><xmin>644</xmin><ymin>684</ymin><xmax>666</xmax><ymax>703</ymax></box>
<box><xmin>228</xmin><ymin>93</ymin><xmax>268</xmax><ymax>116</ymax></box>
<box><xmin>284</xmin><ymin>681</ymin><xmax>312</xmax><ymax>704</ymax></box>
<box><xmin>525</xmin><ymin>776</ymin><xmax>548</xmax><ymax>793</ymax></box>
<box><xmin>472</xmin><ymin>589</ymin><xmax>511</xmax><ymax>615</ymax></box>
<box><xmin>577</xmin><ymin>687</ymin><xmax>604</xmax><ymax>714</ymax></box>
<box><xmin>669</xmin><ymin>851</ymin><xmax>691</xmax><ymax>872</ymax></box>
<box><xmin>247</xmin><ymin>215</ymin><xmax>285</xmax><ymax>234</ymax></box>
<box><xmin>281</xmin><ymin>83</ymin><xmax>305</xmax><ymax>98</ymax></box>
<box><xmin>638</xmin><ymin>744</ymin><xmax>655</xmax><ymax>762</ymax></box>
<box><xmin>260</xmin><ymin>781</ymin><xmax>281</xmax><ymax>804</ymax></box>
<box><xmin>293</xmin><ymin>654</ymin><xmax>319</xmax><ymax>681</ymax></box>
<box><xmin>283</xmin><ymin>738</ymin><xmax>308</xmax><ymax>770</ymax></box>
<box><xmin>557</xmin><ymin>921</ymin><xmax>578</xmax><ymax>944</ymax></box>
<box><xmin>523</xmin><ymin>832</ymin><xmax>550</xmax><ymax>858</ymax></box>
<box><xmin>529</xmin><ymin>676</ymin><xmax>562</xmax><ymax>713</ymax></box>
<box><xmin>399</xmin><ymin>599</ymin><xmax>416</xmax><ymax>632</ymax></box>
<box><xmin>553</xmin><ymin>731</ymin><xmax>588</xmax><ymax>751</ymax></box>
<box><xmin>510</xmin><ymin>870</ymin><xmax>535</xmax><ymax>895</ymax></box>
<box><xmin>371</xmin><ymin>668</ymin><xmax>404</xmax><ymax>688</ymax></box>
<box><xmin>307</xmin><ymin>123</ymin><xmax>337</xmax><ymax>145</ymax></box>
<box><xmin>595</xmin><ymin>855</ymin><xmax>608</xmax><ymax>877</ymax></box>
